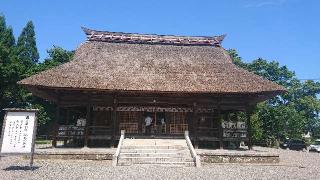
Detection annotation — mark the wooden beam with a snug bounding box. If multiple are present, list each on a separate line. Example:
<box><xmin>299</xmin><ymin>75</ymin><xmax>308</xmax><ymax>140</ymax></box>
<box><xmin>192</xmin><ymin>102</ymin><xmax>199</xmax><ymax>149</ymax></box>
<box><xmin>84</xmin><ymin>95</ymin><xmax>91</xmax><ymax>147</ymax></box>
<box><xmin>26</xmin><ymin>86</ymin><xmax>58</xmax><ymax>102</ymax></box>
<box><xmin>111</xmin><ymin>95</ymin><xmax>118</xmax><ymax>147</ymax></box>
<box><xmin>52</xmin><ymin>97</ymin><xmax>60</xmax><ymax>148</ymax></box>
<box><xmin>138</xmin><ymin>111</ymin><xmax>142</xmax><ymax>135</ymax></box>
<box><xmin>116</xmin><ymin>96</ymin><xmax>250</xmax><ymax>105</ymax></box>
<box><xmin>246</xmin><ymin>105</ymin><xmax>255</xmax><ymax>150</ymax></box>
<box><xmin>40</xmin><ymin>89</ymin><xmax>263</xmax><ymax>110</ymax></box>
<box><xmin>218</xmin><ymin>99</ymin><xmax>223</xmax><ymax>149</ymax></box>
<box><xmin>24</xmin><ymin>84</ymin><xmax>280</xmax><ymax>104</ymax></box>
<box><xmin>64</xmin><ymin>109</ymin><xmax>70</xmax><ymax>145</ymax></box>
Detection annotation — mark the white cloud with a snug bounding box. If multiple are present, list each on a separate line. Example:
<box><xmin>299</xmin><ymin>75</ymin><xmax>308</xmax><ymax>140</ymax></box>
<box><xmin>244</xmin><ymin>0</ymin><xmax>288</xmax><ymax>8</ymax></box>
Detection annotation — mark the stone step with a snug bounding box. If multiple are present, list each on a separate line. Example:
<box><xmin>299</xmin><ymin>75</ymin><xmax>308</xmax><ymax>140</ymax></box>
<box><xmin>117</xmin><ymin>161</ymin><xmax>195</xmax><ymax>167</ymax></box>
<box><xmin>123</xmin><ymin>140</ymin><xmax>187</xmax><ymax>143</ymax></box>
<box><xmin>123</xmin><ymin>143</ymin><xmax>187</xmax><ymax>146</ymax></box>
<box><xmin>120</xmin><ymin>148</ymin><xmax>190</xmax><ymax>154</ymax></box>
<box><xmin>120</xmin><ymin>152</ymin><xmax>190</xmax><ymax>158</ymax></box>
<box><xmin>117</xmin><ymin>139</ymin><xmax>195</xmax><ymax>167</ymax></box>
<box><xmin>121</xmin><ymin>145</ymin><xmax>187</xmax><ymax>149</ymax></box>
<box><xmin>118</xmin><ymin>157</ymin><xmax>194</xmax><ymax>164</ymax></box>
<box><xmin>122</xmin><ymin>140</ymin><xmax>187</xmax><ymax>146</ymax></box>
<box><xmin>123</xmin><ymin>139</ymin><xmax>186</xmax><ymax>141</ymax></box>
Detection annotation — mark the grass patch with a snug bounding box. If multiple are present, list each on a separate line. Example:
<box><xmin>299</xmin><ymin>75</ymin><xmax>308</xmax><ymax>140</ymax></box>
<box><xmin>35</xmin><ymin>139</ymin><xmax>52</xmax><ymax>144</ymax></box>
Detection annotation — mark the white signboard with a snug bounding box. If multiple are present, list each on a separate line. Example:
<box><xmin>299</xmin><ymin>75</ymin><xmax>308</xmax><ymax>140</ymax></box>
<box><xmin>222</xmin><ymin>121</ymin><xmax>247</xmax><ymax>138</ymax></box>
<box><xmin>1</xmin><ymin>111</ymin><xmax>37</xmax><ymax>154</ymax></box>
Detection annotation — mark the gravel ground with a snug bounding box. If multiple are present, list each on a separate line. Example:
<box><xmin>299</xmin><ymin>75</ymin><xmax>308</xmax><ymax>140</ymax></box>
<box><xmin>0</xmin><ymin>147</ymin><xmax>319</xmax><ymax>180</ymax></box>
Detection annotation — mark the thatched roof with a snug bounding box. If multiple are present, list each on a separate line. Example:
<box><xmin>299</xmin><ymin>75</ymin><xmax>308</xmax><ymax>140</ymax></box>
<box><xmin>19</xmin><ymin>28</ymin><xmax>285</xmax><ymax>95</ymax></box>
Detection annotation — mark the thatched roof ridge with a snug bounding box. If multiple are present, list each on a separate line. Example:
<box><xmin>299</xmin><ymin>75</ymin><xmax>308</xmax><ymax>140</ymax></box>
<box><xmin>82</xmin><ymin>27</ymin><xmax>226</xmax><ymax>47</ymax></box>
<box><xmin>19</xmin><ymin>36</ymin><xmax>286</xmax><ymax>94</ymax></box>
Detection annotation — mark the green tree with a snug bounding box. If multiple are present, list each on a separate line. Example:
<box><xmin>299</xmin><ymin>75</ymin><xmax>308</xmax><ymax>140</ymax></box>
<box><xmin>0</xmin><ymin>15</ymin><xmax>74</xmax><ymax>135</ymax></box>
<box><xmin>16</xmin><ymin>21</ymin><xmax>39</xmax><ymax>69</ymax></box>
<box><xmin>28</xmin><ymin>46</ymin><xmax>74</xmax><ymax>134</ymax></box>
<box><xmin>30</xmin><ymin>46</ymin><xmax>74</xmax><ymax>75</ymax></box>
<box><xmin>0</xmin><ymin>16</ymin><xmax>15</xmax><ymax>49</ymax></box>
<box><xmin>0</xmin><ymin>16</ymin><xmax>19</xmax><ymax>110</ymax></box>
<box><xmin>228</xmin><ymin>49</ymin><xmax>247</xmax><ymax>69</ymax></box>
<box><xmin>228</xmin><ymin>49</ymin><xmax>320</xmax><ymax>145</ymax></box>
<box><xmin>0</xmin><ymin>16</ymin><xmax>27</xmax><ymax>128</ymax></box>
<box><xmin>246</xmin><ymin>58</ymin><xmax>294</xmax><ymax>88</ymax></box>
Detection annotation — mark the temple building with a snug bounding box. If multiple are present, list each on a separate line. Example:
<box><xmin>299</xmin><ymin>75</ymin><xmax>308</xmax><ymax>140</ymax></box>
<box><xmin>18</xmin><ymin>27</ymin><xmax>285</xmax><ymax>149</ymax></box>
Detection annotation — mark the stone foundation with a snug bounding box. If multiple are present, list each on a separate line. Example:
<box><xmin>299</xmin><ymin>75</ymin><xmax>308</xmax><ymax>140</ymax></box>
<box><xmin>29</xmin><ymin>153</ymin><xmax>113</xmax><ymax>160</ymax></box>
<box><xmin>28</xmin><ymin>147</ymin><xmax>280</xmax><ymax>163</ymax></box>
<box><xmin>199</xmin><ymin>153</ymin><xmax>279</xmax><ymax>163</ymax></box>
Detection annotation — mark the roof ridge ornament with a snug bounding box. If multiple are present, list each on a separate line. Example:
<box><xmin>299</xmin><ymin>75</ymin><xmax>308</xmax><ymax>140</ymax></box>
<box><xmin>81</xmin><ymin>27</ymin><xmax>226</xmax><ymax>47</ymax></box>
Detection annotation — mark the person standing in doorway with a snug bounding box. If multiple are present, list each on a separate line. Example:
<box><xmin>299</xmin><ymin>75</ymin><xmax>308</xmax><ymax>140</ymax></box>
<box><xmin>145</xmin><ymin>114</ymin><xmax>153</xmax><ymax>136</ymax></box>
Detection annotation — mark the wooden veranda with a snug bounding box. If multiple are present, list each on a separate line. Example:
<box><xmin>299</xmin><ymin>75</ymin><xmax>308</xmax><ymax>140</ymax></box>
<box><xmin>49</xmin><ymin>90</ymin><xmax>261</xmax><ymax>149</ymax></box>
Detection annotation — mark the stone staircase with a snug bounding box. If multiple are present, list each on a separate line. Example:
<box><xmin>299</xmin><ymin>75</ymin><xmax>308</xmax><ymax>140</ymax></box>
<box><xmin>117</xmin><ymin>139</ymin><xmax>195</xmax><ymax>167</ymax></box>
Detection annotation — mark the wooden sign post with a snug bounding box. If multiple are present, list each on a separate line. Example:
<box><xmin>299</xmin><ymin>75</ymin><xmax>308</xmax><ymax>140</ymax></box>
<box><xmin>0</xmin><ymin>108</ymin><xmax>38</xmax><ymax>168</ymax></box>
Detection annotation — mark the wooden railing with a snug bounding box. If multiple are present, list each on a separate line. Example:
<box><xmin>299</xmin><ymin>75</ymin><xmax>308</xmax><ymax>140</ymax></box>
<box><xmin>57</xmin><ymin>125</ymin><xmax>85</xmax><ymax>138</ymax></box>
<box><xmin>113</xmin><ymin>130</ymin><xmax>125</xmax><ymax>166</ymax></box>
<box><xmin>88</xmin><ymin>126</ymin><xmax>112</xmax><ymax>140</ymax></box>
<box><xmin>169</xmin><ymin>124</ymin><xmax>188</xmax><ymax>134</ymax></box>
<box><xmin>142</xmin><ymin>124</ymin><xmax>166</xmax><ymax>134</ymax></box>
<box><xmin>119</xmin><ymin>123</ymin><xmax>138</xmax><ymax>134</ymax></box>
<box><xmin>222</xmin><ymin>121</ymin><xmax>248</xmax><ymax>139</ymax></box>
<box><xmin>185</xmin><ymin>131</ymin><xmax>201</xmax><ymax>167</ymax></box>
<box><xmin>57</xmin><ymin>125</ymin><xmax>112</xmax><ymax>139</ymax></box>
<box><xmin>197</xmin><ymin>127</ymin><xmax>219</xmax><ymax>137</ymax></box>
<box><xmin>223</xmin><ymin>129</ymin><xmax>247</xmax><ymax>139</ymax></box>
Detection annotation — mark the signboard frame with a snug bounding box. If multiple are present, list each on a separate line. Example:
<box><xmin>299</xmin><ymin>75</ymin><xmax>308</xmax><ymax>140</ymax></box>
<box><xmin>0</xmin><ymin>108</ymin><xmax>38</xmax><ymax>168</ymax></box>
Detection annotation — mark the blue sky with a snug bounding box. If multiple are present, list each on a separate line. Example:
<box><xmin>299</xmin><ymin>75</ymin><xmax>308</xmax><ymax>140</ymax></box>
<box><xmin>1</xmin><ymin>0</ymin><xmax>319</xmax><ymax>79</ymax></box>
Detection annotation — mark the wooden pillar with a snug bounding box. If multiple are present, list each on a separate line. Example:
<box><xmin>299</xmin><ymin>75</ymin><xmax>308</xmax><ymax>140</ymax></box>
<box><xmin>64</xmin><ymin>109</ymin><xmax>70</xmax><ymax>146</ymax></box>
<box><xmin>246</xmin><ymin>106</ymin><xmax>254</xmax><ymax>150</ymax></box>
<box><xmin>166</xmin><ymin>111</ymin><xmax>171</xmax><ymax>135</ymax></box>
<box><xmin>111</xmin><ymin>96</ymin><xmax>118</xmax><ymax>147</ymax></box>
<box><xmin>218</xmin><ymin>100</ymin><xmax>223</xmax><ymax>149</ymax></box>
<box><xmin>192</xmin><ymin>102</ymin><xmax>199</xmax><ymax>149</ymax></box>
<box><xmin>66</xmin><ymin>109</ymin><xmax>70</xmax><ymax>125</ymax></box>
<box><xmin>84</xmin><ymin>103</ymin><xmax>91</xmax><ymax>147</ymax></box>
<box><xmin>52</xmin><ymin>104</ymin><xmax>60</xmax><ymax>148</ymax></box>
<box><xmin>211</xmin><ymin>108</ymin><xmax>215</xmax><ymax>148</ymax></box>
<box><xmin>138</xmin><ymin>110</ymin><xmax>142</xmax><ymax>135</ymax></box>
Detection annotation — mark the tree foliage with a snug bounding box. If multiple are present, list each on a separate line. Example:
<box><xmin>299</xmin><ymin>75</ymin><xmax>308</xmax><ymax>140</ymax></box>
<box><xmin>228</xmin><ymin>49</ymin><xmax>320</xmax><ymax>144</ymax></box>
<box><xmin>0</xmin><ymin>15</ymin><xmax>22</xmax><ymax>114</ymax></box>
<box><xmin>0</xmin><ymin>16</ymin><xmax>74</xmax><ymax>134</ymax></box>
<box><xmin>16</xmin><ymin>21</ymin><xmax>39</xmax><ymax>69</ymax></box>
<box><xmin>29</xmin><ymin>47</ymin><xmax>74</xmax><ymax>132</ymax></box>
<box><xmin>30</xmin><ymin>46</ymin><xmax>74</xmax><ymax>75</ymax></box>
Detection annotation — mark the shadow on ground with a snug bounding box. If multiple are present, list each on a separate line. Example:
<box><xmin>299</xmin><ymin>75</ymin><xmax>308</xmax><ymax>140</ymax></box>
<box><xmin>3</xmin><ymin>166</ymin><xmax>40</xmax><ymax>171</ymax></box>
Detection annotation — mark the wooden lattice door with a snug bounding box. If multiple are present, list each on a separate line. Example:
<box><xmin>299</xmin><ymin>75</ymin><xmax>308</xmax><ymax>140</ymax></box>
<box><xmin>169</xmin><ymin>112</ymin><xmax>188</xmax><ymax>134</ymax></box>
<box><xmin>118</xmin><ymin>111</ymin><xmax>140</xmax><ymax>134</ymax></box>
